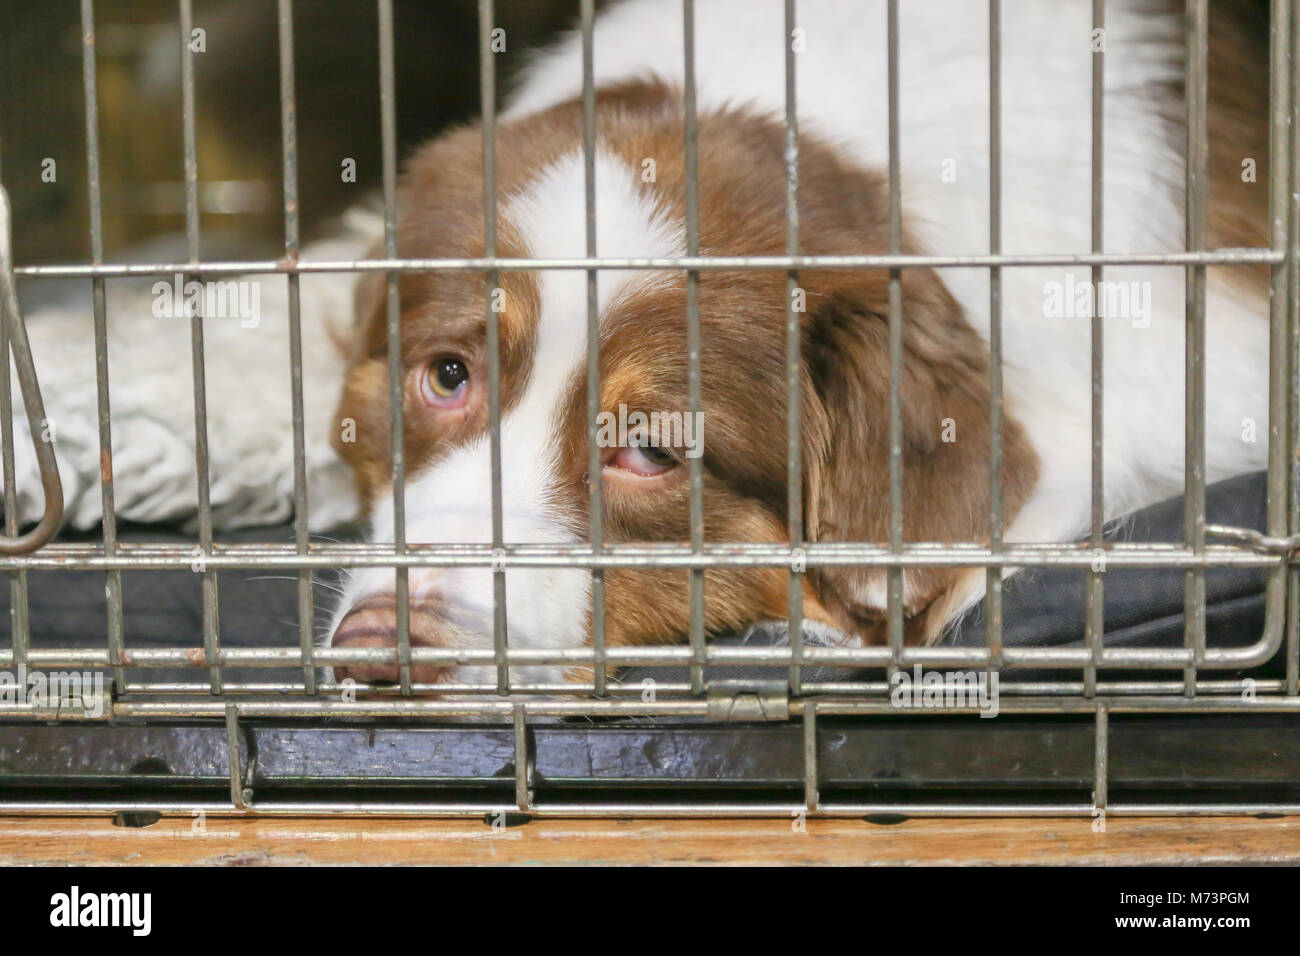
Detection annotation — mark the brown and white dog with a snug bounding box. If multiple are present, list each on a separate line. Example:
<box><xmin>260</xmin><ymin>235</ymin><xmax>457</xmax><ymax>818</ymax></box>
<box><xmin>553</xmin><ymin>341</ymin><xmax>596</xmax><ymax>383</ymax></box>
<box><xmin>328</xmin><ymin>0</ymin><xmax>1272</xmax><ymax>688</ymax></box>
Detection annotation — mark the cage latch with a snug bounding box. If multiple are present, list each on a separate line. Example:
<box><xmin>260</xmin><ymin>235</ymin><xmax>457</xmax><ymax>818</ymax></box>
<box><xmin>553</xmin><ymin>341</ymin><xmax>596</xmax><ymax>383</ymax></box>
<box><xmin>706</xmin><ymin>680</ymin><xmax>790</xmax><ymax>721</ymax></box>
<box><xmin>0</xmin><ymin>184</ymin><xmax>65</xmax><ymax>554</ymax></box>
<box><xmin>1205</xmin><ymin>524</ymin><xmax>1300</xmax><ymax>557</ymax></box>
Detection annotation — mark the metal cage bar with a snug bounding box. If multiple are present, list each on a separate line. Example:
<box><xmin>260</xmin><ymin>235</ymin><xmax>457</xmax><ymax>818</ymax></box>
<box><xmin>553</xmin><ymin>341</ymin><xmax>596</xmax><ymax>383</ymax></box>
<box><xmin>886</xmin><ymin>0</ymin><xmax>904</xmax><ymax>679</ymax></box>
<box><xmin>1084</xmin><ymin>0</ymin><xmax>1106</xmax><ymax>698</ymax></box>
<box><xmin>2</xmin><ymin>626</ymin><xmax>1285</xmax><ymax>672</ymax></box>
<box><xmin>683</xmin><ymin>0</ymin><xmax>707</xmax><ymax>697</ymax></box>
<box><xmin>58</xmin><ymin>675</ymin><xmax>1299</xmax><ymax>699</ymax></box>
<box><xmin>0</xmin><ymin>187</ymin><xmax>27</xmax><ymax>675</ymax></box>
<box><xmin>14</xmin><ymin>248</ymin><xmax>1284</xmax><ymax>279</ymax></box>
<box><xmin>1093</xmin><ymin>704</ymin><xmax>1108</xmax><ymax>814</ymax></box>
<box><xmin>1289</xmin><ymin>0</ymin><xmax>1300</xmax><ymax>698</ymax></box>
<box><xmin>986</xmin><ymin>0</ymin><xmax>1005</xmax><ymax>663</ymax></box>
<box><xmin>1258</xmin><ymin>0</ymin><xmax>1296</xmax><ymax>686</ymax></box>
<box><xmin>1183</xmin><ymin>0</ymin><xmax>1209</xmax><ymax>696</ymax></box>
<box><xmin>580</xmin><ymin>0</ymin><xmax>606</xmax><ymax>697</ymax></box>
<box><xmin>783</xmin><ymin>0</ymin><xmax>805</xmax><ymax>695</ymax></box>
<box><xmin>277</xmin><ymin>0</ymin><xmax>316</xmax><ymax>695</ymax></box>
<box><xmin>802</xmin><ymin>700</ymin><xmax>818</xmax><ymax>812</ymax></box>
<box><xmin>478</xmin><ymin>0</ymin><xmax>510</xmax><ymax>696</ymax></box>
<box><xmin>80</xmin><ymin>0</ymin><xmax>125</xmax><ymax>694</ymax></box>
<box><xmin>379</xmin><ymin>0</ymin><xmax>413</xmax><ymax>695</ymax></box>
<box><xmin>179</xmin><ymin>0</ymin><xmax>223</xmax><ymax>695</ymax></box>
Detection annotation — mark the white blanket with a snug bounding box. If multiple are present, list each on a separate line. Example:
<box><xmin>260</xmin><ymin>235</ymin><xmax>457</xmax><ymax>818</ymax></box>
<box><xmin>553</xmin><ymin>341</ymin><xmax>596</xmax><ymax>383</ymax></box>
<box><xmin>4</xmin><ymin>208</ymin><xmax>381</xmax><ymax>534</ymax></box>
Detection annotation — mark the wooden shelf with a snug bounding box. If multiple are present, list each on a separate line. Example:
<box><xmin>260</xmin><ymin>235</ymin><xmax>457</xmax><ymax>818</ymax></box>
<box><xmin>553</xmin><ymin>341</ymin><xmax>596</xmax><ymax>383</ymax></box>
<box><xmin>4</xmin><ymin>814</ymin><xmax>1299</xmax><ymax>865</ymax></box>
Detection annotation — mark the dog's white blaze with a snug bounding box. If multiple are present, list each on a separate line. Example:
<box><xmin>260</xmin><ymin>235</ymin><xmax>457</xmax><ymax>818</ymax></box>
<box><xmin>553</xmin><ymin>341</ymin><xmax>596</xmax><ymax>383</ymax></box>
<box><xmin>333</xmin><ymin>151</ymin><xmax>685</xmax><ymax>684</ymax></box>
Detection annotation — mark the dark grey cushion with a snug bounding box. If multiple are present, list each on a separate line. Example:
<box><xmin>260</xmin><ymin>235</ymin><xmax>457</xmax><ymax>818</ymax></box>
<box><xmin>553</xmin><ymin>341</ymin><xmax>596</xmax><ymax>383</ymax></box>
<box><xmin>0</xmin><ymin>472</ymin><xmax>1281</xmax><ymax>687</ymax></box>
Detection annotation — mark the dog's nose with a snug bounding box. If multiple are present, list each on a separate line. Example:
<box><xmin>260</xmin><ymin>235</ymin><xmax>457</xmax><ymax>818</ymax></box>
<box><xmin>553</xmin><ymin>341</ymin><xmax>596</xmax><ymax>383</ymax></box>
<box><xmin>330</xmin><ymin>598</ymin><xmax>446</xmax><ymax>686</ymax></box>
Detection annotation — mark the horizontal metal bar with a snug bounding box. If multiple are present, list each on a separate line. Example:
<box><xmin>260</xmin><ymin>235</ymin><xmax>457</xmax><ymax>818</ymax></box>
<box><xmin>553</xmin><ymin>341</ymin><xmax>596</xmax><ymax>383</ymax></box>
<box><xmin>101</xmin><ymin>677</ymin><xmax>1292</xmax><ymax>698</ymax></box>
<box><xmin>4</xmin><ymin>800</ymin><xmax>1300</xmax><ymax>818</ymax></box>
<box><xmin>11</xmin><ymin>248</ymin><xmax>1283</xmax><ymax>279</ymax></box>
<box><xmin>0</xmin><ymin>631</ymin><xmax>1281</xmax><ymax>671</ymax></box>
<box><xmin>0</xmin><ymin>540</ymin><xmax>1284</xmax><ymax>571</ymax></box>
<box><xmin>3</xmin><ymin>693</ymin><xmax>1299</xmax><ymax>722</ymax></box>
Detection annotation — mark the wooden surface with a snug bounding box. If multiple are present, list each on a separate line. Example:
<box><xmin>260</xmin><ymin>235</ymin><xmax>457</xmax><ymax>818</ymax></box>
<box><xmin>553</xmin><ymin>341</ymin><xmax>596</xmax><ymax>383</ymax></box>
<box><xmin>2</xmin><ymin>814</ymin><xmax>1300</xmax><ymax>865</ymax></box>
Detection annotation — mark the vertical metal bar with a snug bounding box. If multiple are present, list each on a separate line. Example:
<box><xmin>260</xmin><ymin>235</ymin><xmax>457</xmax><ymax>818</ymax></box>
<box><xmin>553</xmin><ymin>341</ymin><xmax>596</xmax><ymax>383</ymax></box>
<box><xmin>81</xmin><ymin>0</ymin><xmax>123</xmax><ymax>693</ymax></box>
<box><xmin>1084</xmin><ymin>0</ymin><xmax>1106</xmax><ymax>697</ymax></box>
<box><xmin>480</xmin><ymin>0</ymin><xmax>509</xmax><ymax>696</ymax></box>
<box><xmin>1287</xmin><ymin>0</ymin><xmax>1299</xmax><ymax>697</ymax></box>
<box><xmin>278</xmin><ymin>0</ymin><xmax>315</xmax><ymax>695</ymax></box>
<box><xmin>1269</xmin><ymin>0</ymin><xmax>1296</xmax><ymax>698</ymax></box>
<box><xmin>378</xmin><ymin>0</ymin><xmax>412</xmax><ymax>695</ymax></box>
<box><xmin>1093</xmin><ymin>704</ymin><xmax>1109</xmax><ymax>812</ymax></box>
<box><xmin>179</xmin><ymin>0</ymin><xmax>222</xmax><ymax>694</ymax></box>
<box><xmin>1289</xmin><ymin>566</ymin><xmax>1299</xmax><ymax>695</ymax></box>
<box><xmin>580</xmin><ymin>0</ymin><xmax>605</xmax><ymax>697</ymax></box>
<box><xmin>0</xmin><ymin>166</ymin><xmax>26</xmax><ymax>674</ymax></box>
<box><xmin>783</xmin><ymin>0</ymin><xmax>804</xmax><ymax>696</ymax></box>
<box><xmin>223</xmin><ymin>704</ymin><xmax>248</xmax><ymax>810</ymax></box>
<box><xmin>985</xmin><ymin>0</ymin><xmax>1005</xmax><ymax>663</ymax></box>
<box><xmin>802</xmin><ymin>700</ymin><xmax>818</xmax><ymax>811</ymax></box>
<box><xmin>513</xmin><ymin>702</ymin><xmax>530</xmax><ymax>811</ymax></box>
<box><xmin>1245</xmin><ymin>0</ymin><xmax>1288</xmax><ymax>705</ymax></box>
<box><xmin>1290</xmin><ymin>571</ymin><xmax>1300</xmax><ymax>696</ymax></box>
<box><xmin>1182</xmin><ymin>0</ymin><xmax>1208</xmax><ymax>697</ymax></box>
<box><xmin>885</xmin><ymin>0</ymin><xmax>904</xmax><ymax>679</ymax></box>
<box><xmin>683</xmin><ymin>0</ymin><xmax>706</xmax><ymax>696</ymax></box>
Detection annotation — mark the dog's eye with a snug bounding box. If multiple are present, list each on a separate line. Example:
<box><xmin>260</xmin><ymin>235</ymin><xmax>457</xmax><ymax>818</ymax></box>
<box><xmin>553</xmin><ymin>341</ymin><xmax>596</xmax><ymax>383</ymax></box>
<box><xmin>609</xmin><ymin>441</ymin><xmax>679</xmax><ymax>477</ymax></box>
<box><xmin>430</xmin><ymin>357</ymin><xmax>469</xmax><ymax>395</ymax></box>
<box><xmin>422</xmin><ymin>356</ymin><xmax>470</xmax><ymax>407</ymax></box>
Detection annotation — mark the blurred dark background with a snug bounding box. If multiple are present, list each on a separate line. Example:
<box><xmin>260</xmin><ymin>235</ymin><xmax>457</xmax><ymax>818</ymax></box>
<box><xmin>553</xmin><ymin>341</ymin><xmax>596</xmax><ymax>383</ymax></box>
<box><xmin>0</xmin><ymin>0</ymin><xmax>602</xmax><ymax>268</ymax></box>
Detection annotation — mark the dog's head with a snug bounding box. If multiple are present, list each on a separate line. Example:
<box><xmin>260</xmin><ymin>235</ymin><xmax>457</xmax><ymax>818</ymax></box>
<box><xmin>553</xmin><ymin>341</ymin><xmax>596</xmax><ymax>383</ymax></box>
<box><xmin>327</xmin><ymin>82</ymin><xmax>1038</xmax><ymax>688</ymax></box>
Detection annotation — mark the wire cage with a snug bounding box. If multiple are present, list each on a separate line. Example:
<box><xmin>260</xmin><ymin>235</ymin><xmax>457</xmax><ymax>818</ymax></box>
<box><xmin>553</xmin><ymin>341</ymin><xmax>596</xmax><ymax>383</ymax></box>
<box><xmin>0</xmin><ymin>0</ymin><xmax>1298</xmax><ymax>819</ymax></box>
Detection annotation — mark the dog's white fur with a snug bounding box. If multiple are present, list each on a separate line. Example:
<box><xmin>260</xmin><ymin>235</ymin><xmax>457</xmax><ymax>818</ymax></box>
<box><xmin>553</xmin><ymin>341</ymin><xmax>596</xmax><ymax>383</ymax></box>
<box><xmin>332</xmin><ymin>0</ymin><xmax>1269</xmax><ymax>672</ymax></box>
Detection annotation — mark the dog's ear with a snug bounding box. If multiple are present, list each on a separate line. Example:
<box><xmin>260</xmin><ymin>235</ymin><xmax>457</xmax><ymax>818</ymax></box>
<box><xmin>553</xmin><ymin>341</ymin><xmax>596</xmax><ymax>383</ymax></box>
<box><xmin>800</xmin><ymin>267</ymin><xmax>1039</xmax><ymax>645</ymax></box>
<box><xmin>348</xmin><ymin>242</ymin><xmax>390</xmax><ymax>361</ymax></box>
<box><xmin>328</xmin><ymin>241</ymin><xmax>395</xmax><ymax>510</ymax></box>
